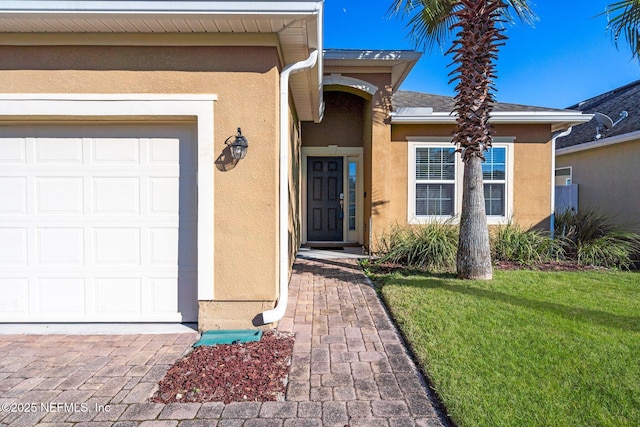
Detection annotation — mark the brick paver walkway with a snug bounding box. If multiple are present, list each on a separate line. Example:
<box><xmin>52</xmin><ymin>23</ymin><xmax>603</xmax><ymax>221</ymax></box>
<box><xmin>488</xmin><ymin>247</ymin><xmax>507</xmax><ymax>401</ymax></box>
<box><xmin>0</xmin><ymin>257</ymin><xmax>448</xmax><ymax>426</ymax></box>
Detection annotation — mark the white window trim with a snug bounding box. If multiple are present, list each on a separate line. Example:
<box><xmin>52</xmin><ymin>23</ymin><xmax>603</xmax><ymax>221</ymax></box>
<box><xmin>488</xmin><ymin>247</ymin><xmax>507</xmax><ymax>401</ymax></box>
<box><xmin>555</xmin><ymin>166</ymin><xmax>573</xmax><ymax>186</ymax></box>
<box><xmin>409</xmin><ymin>143</ymin><xmax>458</xmax><ymax>221</ymax></box>
<box><xmin>407</xmin><ymin>137</ymin><xmax>514</xmax><ymax>225</ymax></box>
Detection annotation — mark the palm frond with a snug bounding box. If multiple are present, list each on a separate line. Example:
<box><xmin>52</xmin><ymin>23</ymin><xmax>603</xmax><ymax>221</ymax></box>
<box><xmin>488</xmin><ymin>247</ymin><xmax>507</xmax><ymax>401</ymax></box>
<box><xmin>387</xmin><ymin>0</ymin><xmax>458</xmax><ymax>50</ymax></box>
<box><xmin>605</xmin><ymin>0</ymin><xmax>640</xmax><ymax>59</ymax></box>
<box><xmin>503</xmin><ymin>0</ymin><xmax>538</xmax><ymax>26</ymax></box>
<box><xmin>388</xmin><ymin>0</ymin><xmax>536</xmax><ymax>50</ymax></box>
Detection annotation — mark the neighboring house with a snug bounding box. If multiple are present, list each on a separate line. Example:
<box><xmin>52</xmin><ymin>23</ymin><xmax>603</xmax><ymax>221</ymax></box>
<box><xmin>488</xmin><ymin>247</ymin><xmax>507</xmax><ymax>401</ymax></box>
<box><xmin>0</xmin><ymin>1</ymin><xmax>590</xmax><ymax>330</ymax></box>
<box><xmin>556</xmin><ymin>80</ymin><xmax>640</xmax><ymax>230</ymax></box>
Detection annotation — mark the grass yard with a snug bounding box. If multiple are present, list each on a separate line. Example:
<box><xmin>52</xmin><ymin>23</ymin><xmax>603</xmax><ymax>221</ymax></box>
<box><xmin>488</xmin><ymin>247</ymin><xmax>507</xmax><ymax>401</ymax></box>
<box><xmin>375</xmin><ymin>269</ymin><xmax>640</xmax><ymax>427</ymax></box>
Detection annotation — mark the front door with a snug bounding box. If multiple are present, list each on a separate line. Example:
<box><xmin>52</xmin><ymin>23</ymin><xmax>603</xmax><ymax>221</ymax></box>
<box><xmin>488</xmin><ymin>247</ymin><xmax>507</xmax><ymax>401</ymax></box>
<box><xmin>307</xmin><ymin>156</ymin><xmax>344</xmax><ymax>241</ymax></box>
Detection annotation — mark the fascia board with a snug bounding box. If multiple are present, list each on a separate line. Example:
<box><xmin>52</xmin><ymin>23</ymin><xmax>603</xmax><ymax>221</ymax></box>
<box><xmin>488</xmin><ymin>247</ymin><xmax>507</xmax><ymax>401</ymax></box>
<box><xmin>0</xmin><ymin>1</ymin><xmax>323</xmax><ymax>15</ymax></box>
<box><xmin>491</xmin><ymin>112</ymin><xmax>593</xmax><ymax>124</ymax></box>
<box><xmin>556</xmin><ymin>129</ymin><xmax>640</xmax><ymax>156</ymax></box>
<box><xmin>391</xmin><ymin>111</ymin><xmax>593</xmax><ymax>125</ymax></box>
<box><xmin>323</xmin><ymin>49</ymin><xmax>422</xmax><ymax>62</ymax></box>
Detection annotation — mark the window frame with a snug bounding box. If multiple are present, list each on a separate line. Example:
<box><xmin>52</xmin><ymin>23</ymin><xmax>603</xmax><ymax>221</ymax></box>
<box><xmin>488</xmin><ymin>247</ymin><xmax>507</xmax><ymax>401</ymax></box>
<box><xmin>482</xmin><ymin>146</ymin><xmax>508</xmax><ymax>217</ymax></box>
<box><xmin>412</xmin><ymin>145</ymin><xmax>458</xmax><ymax>219</ymax></box>
<box><xmin>407</xmin><ymin>137</ymin><xmax>514</xmax><ymax>225</ymax></box>
<box><xmin>555</xmin><ymin>166</ymin><xmax>573</xmax><ymax>186</ymax></box>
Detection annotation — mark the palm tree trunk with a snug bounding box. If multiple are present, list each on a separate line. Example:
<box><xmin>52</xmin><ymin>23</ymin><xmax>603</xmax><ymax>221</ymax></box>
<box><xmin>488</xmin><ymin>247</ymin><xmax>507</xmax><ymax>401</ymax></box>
<box><xmin>449</xmin><ymin>0</ymin><xmax>506</xmax><ymax>280</ymax></box>
<box><xmin>457</xmin><ymin>155</ymin><xmax>493</xmax><ymax>279</ymax></box>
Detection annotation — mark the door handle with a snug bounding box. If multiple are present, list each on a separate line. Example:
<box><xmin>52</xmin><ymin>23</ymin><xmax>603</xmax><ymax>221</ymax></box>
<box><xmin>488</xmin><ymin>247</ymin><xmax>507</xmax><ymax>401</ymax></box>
<box><xmin>339</xmin><ymin>193</ymin><xmax>344</xmax><ymax>219</ymax></box>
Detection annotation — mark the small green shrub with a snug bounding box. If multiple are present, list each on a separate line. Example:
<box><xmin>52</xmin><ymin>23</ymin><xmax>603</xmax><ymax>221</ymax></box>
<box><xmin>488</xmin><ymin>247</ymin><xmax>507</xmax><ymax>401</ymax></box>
<box><xmin>376</xmin><ymin>221</ymin><xmax>458</xmax><ymax>272</ymax></box>
<box><xmin>375</xmin><ymin>210</ymin><xmax>640</xmax><ymax>272</ymax></box>
<box><xmin>555</xmin><ymin>209</ymin><xmax>640</xmax><ymax>269</ymax></box>
<box><xmin>491</xmin><ymin>223</ymin><xmax>562</xmax><ymax>265</ymax></box>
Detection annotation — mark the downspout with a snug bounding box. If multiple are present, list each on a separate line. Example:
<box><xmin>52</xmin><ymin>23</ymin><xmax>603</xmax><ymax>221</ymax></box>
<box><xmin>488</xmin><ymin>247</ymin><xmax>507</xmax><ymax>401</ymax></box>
<box><xmin>261</xmin><ymin>49</ymin><xmax>319</xmax><ymax>325</ymax></box>
<box><xmin>550</xmin><ymin>126</ymin><xmax>573</xmax><ymax>239</ymax></box>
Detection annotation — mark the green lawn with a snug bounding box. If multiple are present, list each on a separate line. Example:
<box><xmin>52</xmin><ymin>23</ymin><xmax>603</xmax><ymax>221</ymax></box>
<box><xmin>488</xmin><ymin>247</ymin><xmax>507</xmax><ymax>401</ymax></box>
<box><xmin>375</xmin><ymin>269</ymin><xmax>640</xmax><ymax>427</ymax></box>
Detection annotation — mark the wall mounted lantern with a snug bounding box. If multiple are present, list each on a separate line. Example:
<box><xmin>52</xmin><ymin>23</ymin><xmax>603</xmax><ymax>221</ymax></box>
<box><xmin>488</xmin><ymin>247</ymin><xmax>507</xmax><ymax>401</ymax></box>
<box><xmin>227</xmin><ymin>127</ymin><xmax>249</xmax><ymax>160</ymax></box>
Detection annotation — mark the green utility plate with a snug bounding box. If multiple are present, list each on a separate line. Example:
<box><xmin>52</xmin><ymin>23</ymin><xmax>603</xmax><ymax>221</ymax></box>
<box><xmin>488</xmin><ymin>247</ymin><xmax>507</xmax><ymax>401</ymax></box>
<box><xmin>193</xmin><ymin>329</ymin><xmax>263</xmax><ymax>347</ymax></box>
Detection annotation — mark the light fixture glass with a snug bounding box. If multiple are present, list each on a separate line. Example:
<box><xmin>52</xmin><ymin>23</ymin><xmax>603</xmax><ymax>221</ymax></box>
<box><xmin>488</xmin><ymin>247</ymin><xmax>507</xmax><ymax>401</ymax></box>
<box><xmin>229</xmin><ymin>127</ymin><xmax>248</xmax><ymax>160</ymax></box>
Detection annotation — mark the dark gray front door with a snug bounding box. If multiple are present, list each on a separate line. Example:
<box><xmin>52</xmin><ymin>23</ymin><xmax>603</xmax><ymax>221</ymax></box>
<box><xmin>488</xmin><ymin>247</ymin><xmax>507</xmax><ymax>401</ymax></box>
<box><xmin>307</xmin><ymin>157</ymin><xmax>344</xmax><ymax>241</ymax></box>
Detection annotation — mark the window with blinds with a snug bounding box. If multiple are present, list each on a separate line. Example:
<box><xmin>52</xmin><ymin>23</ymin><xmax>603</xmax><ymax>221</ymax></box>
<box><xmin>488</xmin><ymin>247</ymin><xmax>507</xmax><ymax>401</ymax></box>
<box><xmin>482</xmin><ymin>147</ymin><xmax>506</xmax><ymax>216</ymax></box>
<box><xmin>415</xmin><ymin>147</ymin><xmax>456</xmax><ymax>216</ymax></box>
<box><xmin>408</xmin><ymin>140</ymin><xmax>512</xmax><ymax>224</ymax></box>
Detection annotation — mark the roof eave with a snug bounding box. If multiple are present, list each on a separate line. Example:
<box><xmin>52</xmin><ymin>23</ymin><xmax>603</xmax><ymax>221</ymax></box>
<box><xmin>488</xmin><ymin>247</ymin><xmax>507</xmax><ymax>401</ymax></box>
<box><xmin>0</xmin><ymin>1</ymin><xmax>323</xmax><ymax>15</ymax></box>
<box><xmin>323</xmin><ymin>49</ymin><xmax>421</xmax><ymax>93</ymax></box>
<box><xmin>0</xmin><ymin>0</ymin><xmax>324</xmax><ymax>122</ymax></box>
<box><xmin>556</xmin><ymin>129</ymin><xmax>640</xmax><ymax>156</ymax></box>
<box><xmin>391</xmin><ymin>111</ymin><xmax>593</xmax><ymax>129</ymax></box>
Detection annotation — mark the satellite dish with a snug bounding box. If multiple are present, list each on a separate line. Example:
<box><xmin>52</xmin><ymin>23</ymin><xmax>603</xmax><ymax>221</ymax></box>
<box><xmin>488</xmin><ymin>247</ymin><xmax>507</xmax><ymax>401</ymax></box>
<box><xmin>594</xmin><ymin>112</ymin><xmax>614</xmax><ymax>131</ymax></box>
<box><xmin>593</xmin><ymin>111</ymin><xmax>628</xmax><ymax>140</ymax></box>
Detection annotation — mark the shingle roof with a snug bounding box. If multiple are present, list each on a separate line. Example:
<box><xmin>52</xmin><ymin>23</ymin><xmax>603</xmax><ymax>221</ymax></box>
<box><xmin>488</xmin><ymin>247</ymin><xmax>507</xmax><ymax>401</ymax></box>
<box><xmin>556</xmin><ymin>80</ymin><xmax>640</xmax><ymax>149</ymax></box>
<box><xmin>393</xmin><ymin>90</ymin><xmax>572</xmax><ymax>113</ymax></box>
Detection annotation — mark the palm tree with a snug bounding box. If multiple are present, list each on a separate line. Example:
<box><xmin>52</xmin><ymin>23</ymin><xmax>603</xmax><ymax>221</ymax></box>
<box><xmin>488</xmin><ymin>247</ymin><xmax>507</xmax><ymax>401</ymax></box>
<box><xmin>389</xmin><ymin>0</ymin><xmax>535</xmax><ymax>279</ymax></box>
<box><xmin>606</xmin><ymin>1</ymin><xmax>640</xmax><ymax>59</ymax></box>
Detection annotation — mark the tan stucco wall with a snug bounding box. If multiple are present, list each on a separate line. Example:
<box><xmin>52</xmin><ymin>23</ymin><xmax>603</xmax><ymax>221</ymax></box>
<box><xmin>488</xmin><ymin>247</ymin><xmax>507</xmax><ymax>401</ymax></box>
<box><xmin>512</xmin><ymin>128</ymin><xmax>553</xmax><ymax>229</ymax></box>
<box><xmin>381</xmin><ymin>123</ymin><xmax>553</xmax><ymax>244</ymax></box>
<box><xmin>362</xmin><ymin>74</ymin><xmax>393</xmax><ymax>250</ymax></box>
<box><xmin>301</xmin><ymin>91</ymin><xmax>365</xmax><ymax>147</ymax></box>
<box><xmin>0</xmin><ymin>43</ymin><xmax>281</xmax><ymax>329</ymax></box>
<box><xmin>557</xmin><ymin>139</ymin><xmax>640</xmax><ymax>230</ymax></box>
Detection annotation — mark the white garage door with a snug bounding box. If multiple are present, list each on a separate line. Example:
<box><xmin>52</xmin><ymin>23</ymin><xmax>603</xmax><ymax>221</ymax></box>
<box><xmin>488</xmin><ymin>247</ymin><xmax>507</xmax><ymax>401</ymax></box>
<box><xmin>0</xmin><ymin>123</ymin><xmax>198</xmax><ymax>322</ymax></box>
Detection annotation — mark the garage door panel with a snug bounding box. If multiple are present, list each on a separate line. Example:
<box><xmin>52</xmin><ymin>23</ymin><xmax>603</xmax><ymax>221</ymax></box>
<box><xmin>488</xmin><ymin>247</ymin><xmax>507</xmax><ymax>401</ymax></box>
<box><xmin>149</xmin><ymin>178</ymin><xmax>179</xmax><ymax>214</ymax></box>
<box><xmin>92</xmin><ymin>138</ymin><xmax>140</xmax><ymax>164</ymax></box>
<box><xmin>0</xmin><ymin>138</ymin><xmax>26</xmax><ymax>163</ymax></box>
<box><xmin>149</xmin><ymin>137</ymin><xmax>181</xmax><ymax>164</ymax></box>
<box><xmin>35</xmin><ymin>138</ymin><xmax>83</xmax><ymax>164</ymax></box>
<box><xmin>150</xmin><ymin>228</ymin><xmax>179</xmax><ymax>265</ymax></box>
<box><xmin>96</xmin><ymin>278</ymin><xmax>141</xmax><ymax>315</ymax></box>
<box><xmin>0</xmin><ymin>123</ymin><xmax>197</xmax><ymax>322</ymax></box>
<box><xmin>0</xmin><ymin>278</ymin><xmax>28</xmax><ymax>315</ymax></box>
<box><xmin>93</xmin><ymin>177</ymin><xmax>140</xmax><ymax>214</ymax></box>
<box><xmin>0</xmin><ymin>228</ymin><xmax>27</xmax><ymax>264</ymax></box>
<box><xmin>0</xmin><ymin>178</ymin><xmax>27</xmax><ymax>214</ymax></box>
<box><xmin>37</xmin><ymin>228</ymin><xmax>84</xmax><ymax>264</ymax></box>
<box><xmin>94</xmin><ymin>228</ymin><xmax>140</xmax><ymax>264</ymax></box>
<box><xmin>38</xmin><ymin>278</ymin><xmax>86</xmax><ymax>315</ymax></box>
<box><xmin>36</xmin><ymin>177</ymin><xmax>84</xmax><ymax>214</ymax></box>
<box><xmin>150</xmin><ymin>278</ymin><xmax>179</xmax><ymax>314</ymax></box>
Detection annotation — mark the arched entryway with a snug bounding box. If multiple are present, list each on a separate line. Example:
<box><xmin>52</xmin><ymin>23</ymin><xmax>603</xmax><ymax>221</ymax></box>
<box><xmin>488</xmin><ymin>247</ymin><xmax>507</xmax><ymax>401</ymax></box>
<box><xmin>301</xmin><ymin>83</ymin><xmax>373</xmax><ymax>246</ymax></box>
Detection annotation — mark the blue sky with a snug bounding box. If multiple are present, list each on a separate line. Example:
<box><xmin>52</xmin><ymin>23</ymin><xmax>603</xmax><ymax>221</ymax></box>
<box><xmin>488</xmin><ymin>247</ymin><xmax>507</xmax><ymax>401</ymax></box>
<box><xmin>323</xmin><ymin>0</ymin><xmax>640</xmax><ymax>108</ymax></box>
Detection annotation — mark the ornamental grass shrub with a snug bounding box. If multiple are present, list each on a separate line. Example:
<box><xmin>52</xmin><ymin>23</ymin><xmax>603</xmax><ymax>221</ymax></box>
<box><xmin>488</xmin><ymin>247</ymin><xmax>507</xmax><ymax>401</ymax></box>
<box><xmin>554</xmin><ymin>209</ymin><xmax>640</xmax><ymax>269</ymax></box>
<box><xmin>373</xmin><ymin>209</ymin><xmax>640</xmax><ymax>271</ymax></box>
<box><xmin>376</xmin><ymin>221</ymin><xmax>458</xmax><ymax>272</ymax></box>
<box><xmin>490</xmin><ymin>222</ymin><xmax>562</xmax><ymax>265</ymax></box>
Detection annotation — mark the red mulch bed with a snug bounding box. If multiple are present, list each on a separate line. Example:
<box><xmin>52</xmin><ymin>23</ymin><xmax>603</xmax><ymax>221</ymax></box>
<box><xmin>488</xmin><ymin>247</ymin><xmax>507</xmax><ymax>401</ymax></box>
<box><xmin>151</xmin><ymin>331</ymin><xmax>294</xmax><ymax>404</ymax></box>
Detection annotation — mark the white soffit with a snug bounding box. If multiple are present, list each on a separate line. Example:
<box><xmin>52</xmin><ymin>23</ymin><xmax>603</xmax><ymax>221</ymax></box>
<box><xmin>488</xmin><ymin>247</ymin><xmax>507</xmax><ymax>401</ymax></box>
<box><xmin>323</xmin><ymin>50</ymin><xmax>421</xmax><ymax>93</ymax></box>
<box><xmin>0</xmin><ymin>0</ymin><xmax>324</xmax><ymax>122</ymax></box>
